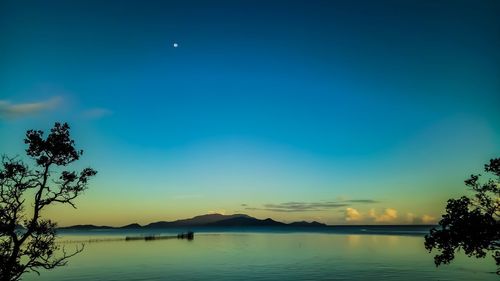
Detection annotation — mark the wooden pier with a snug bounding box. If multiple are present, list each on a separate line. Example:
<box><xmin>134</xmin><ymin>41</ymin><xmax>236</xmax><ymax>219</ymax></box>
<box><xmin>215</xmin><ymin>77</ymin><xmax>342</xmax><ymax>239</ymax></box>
<box><xmin>60</xmin><ymin>232</ymin><xmax>194</xmax><ymax>244</ymax></box>
<box><xmin>126</xmin><ymin>232</ymin><xmax>194</xmax><ymax>241</ymax></box>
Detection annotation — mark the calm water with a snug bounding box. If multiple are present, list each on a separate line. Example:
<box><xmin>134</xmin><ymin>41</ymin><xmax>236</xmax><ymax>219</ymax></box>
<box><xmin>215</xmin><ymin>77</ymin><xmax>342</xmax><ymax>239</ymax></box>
<box><xmin>24</xmin><ymin>230</ymin><xmax>496</xmax><ymax>281</ymax></box>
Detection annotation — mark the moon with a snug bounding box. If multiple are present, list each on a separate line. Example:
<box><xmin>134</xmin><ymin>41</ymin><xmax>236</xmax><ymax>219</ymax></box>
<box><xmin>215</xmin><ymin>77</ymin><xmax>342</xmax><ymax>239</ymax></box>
<box><xmin>173</xmin><ymin>42</ymin><xmax>178</xmax><ymax>48</ymax></box>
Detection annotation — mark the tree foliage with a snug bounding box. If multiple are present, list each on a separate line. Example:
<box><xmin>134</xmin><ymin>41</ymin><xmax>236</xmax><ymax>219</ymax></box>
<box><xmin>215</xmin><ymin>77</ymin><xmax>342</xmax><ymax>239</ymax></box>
<box><xmin>425</xmin><ymin>158</ymin><xmax>500</xmax><ymax>274</ymax></box>
<box><xmin>0</xmin><ymin>122</ymin><xmax>96</xmax><ymax>281</ymax></box>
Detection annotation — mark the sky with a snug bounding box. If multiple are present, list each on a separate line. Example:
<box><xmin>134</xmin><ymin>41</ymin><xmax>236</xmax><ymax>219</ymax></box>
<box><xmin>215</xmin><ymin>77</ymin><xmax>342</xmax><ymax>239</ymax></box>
<box><xmin>0</xmin><ymin>0</ymin><xmax>499</xmax><ymax>226</ymax></box>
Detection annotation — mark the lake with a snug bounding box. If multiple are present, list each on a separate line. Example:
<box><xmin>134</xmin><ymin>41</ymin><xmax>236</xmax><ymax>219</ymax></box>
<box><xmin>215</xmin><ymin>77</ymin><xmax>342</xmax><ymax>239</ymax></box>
<box><xmin>24</xmin><ymin>228</ymin><xmax>496</xmax><ymax>281</ymax></box>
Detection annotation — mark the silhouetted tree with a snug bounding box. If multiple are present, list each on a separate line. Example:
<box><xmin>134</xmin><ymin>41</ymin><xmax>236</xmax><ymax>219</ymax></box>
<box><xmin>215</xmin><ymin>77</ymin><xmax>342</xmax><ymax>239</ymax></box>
<box><xmin>0</xmin><ymin>122</ymin><xmax>96</xmax><ymax>281</ymax></box>
<box><xmin>425</xmin><ymin>158</ymin><xmax>499</xmax><ymax>274</ymax></box>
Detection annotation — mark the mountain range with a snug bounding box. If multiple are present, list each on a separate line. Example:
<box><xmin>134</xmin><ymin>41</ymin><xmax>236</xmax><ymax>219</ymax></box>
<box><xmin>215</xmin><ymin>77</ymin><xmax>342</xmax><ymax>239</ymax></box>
<box><xmin>59</xmin><ymin>213</ymin><xmax>327</xmax><ymax>230</ymax></box>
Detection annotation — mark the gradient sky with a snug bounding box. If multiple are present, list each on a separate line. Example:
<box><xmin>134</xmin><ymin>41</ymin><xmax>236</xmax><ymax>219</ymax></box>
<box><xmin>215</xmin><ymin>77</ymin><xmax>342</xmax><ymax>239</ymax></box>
<box><xmin>1</xmin><ymin>0</ymin><xmax>499</xmax><ymax>226</ymax></box>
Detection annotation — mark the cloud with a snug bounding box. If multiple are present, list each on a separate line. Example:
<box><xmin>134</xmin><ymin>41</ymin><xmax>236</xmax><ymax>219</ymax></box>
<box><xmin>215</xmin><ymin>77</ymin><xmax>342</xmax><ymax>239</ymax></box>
<box><xmin>345</xmin><ymin>199</ymin><xmax>379</xmax><ymax>204</ymax></box>
<box><xmin>406</xmin><ymin>213</ymin><xmax>437</xmax><ymax>224</ymax></box>
<box><xmin>82</xmin><ymin>108</ymin><xmax>113</xmax><ymax>119</ymax></box>
<box><xmin>406</xmin><ymin>213</ymin><xmax>417</xmax><ymax>223</ymax></box>
<box><xmin>342</xmin><ymin>208</ymin><xmax>401</xmax><ymax>223</ymax></box>
<box><xmin>0</xmin><ymin>97</ymin><xmax>62</xmax><ymax>119</ymax></box>
<box><xmin>244</xmin><ymin>199</ymin><xmax>379</xmax><ymax>213</ymax></box>
<box><xmin>369</xmin><ymin>208</ymin><xmax>398</xmax><ymax>223</ymax></box>
<box><xmin>345</xmin><ymin>208</ymin><xmax>363</xmax><ymax>222</ymax></box>
<box><xmin>421</xmin><ymin>214</ymin><xmax>436</xmax><ymax>224</ymax></box>
<box><xmin>246</xmin><ymin>201</ymin><xmax>350</xmax><ymax>212</ymax></box>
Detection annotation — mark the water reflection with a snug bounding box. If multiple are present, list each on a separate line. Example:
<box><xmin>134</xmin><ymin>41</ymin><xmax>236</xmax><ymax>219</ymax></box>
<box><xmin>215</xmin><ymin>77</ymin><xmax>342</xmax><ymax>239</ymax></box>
<box><xmin>24</xmin><ymin>233</ymin><xmax>496</xmax><ymax>281</ymax></box>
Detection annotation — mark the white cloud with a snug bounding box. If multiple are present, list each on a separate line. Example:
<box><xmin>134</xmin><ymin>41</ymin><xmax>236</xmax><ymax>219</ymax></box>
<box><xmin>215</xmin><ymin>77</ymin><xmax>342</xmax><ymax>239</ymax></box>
<box><xmin>369</xmin><ymin>208</ymin><xmax>398</xmax><ymax>223</ymax></box>
<box><xmin>406</xmin><ymin>212</ymin><xmax>437</xmax><ymax>224</ymax></box>
<box><xmin>421</xmin><ymin>214</ymin><xmax>436</xmax><ymax>224</ymax></box>
<box><xmin>0</xmin><ymin>96</ymin><xmax>62</xmax><ymax>119</ymax></box>
<box><xmin>345</xmin><ymin>207</ymin><xmax>363</xmax><ymax>222</ymax></box>
<box><xmin>406</xmin><ymin>213</ymin><xmax>417</xmax><ymax>223</ymax></box>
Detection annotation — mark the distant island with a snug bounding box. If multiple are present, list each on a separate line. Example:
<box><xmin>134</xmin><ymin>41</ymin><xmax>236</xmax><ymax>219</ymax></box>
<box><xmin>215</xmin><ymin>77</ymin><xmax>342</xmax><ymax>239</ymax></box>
<box><xmin>58</xmin><ymin>213</ymin><xmax>327</xmax><ymax>230</ymax></box>
<box><xmin>58</xmin><ymin>213</ymin><xmax>435</xmax><ymax>233</ymax></box>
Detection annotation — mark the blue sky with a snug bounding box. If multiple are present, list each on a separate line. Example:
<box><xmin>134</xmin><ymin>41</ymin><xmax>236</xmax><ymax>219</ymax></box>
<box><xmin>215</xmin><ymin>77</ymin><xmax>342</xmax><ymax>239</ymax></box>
<box><xmin>0</xmin><ymin>0</ymin><xmax>499</xmax><ymax>226</ymax></box>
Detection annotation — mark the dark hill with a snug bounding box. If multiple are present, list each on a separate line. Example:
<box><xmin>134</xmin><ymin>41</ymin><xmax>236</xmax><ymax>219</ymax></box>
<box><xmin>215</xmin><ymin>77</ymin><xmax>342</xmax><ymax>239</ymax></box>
<box><xmin>207</xmin><ymin>216</ymin><xmax>286</xmax><ymax>227</ymax></box>
<box><xmin>145</xmin><ymin>213</ymin><xmax>250</xmax><ymax>228</ymax></box>
<box><xmin>59</xmin><ymin>224</ymin><xmax>114</xmax><ymax>230</ymax></box>
<box><xmin>288</xmin><ymin>221</ymin><xmax>326</xmax><ymax>227</ymax></box>
<box><xmin>120</xmin><ymin>223</ymin><xmax>142</xmax><ymax>229</ymax></box>
<box><xmin>58</xmin><ymin>214</ymin><xmax>329</xmax><ymax>230</ymax></box>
